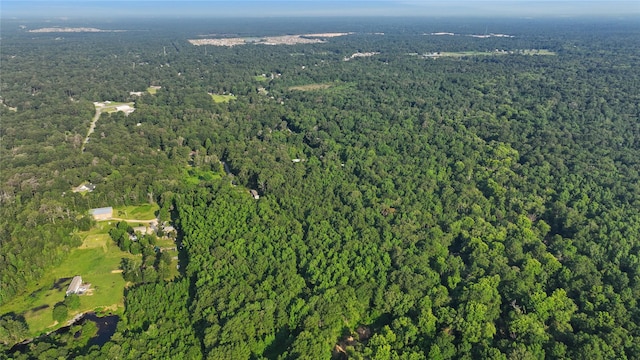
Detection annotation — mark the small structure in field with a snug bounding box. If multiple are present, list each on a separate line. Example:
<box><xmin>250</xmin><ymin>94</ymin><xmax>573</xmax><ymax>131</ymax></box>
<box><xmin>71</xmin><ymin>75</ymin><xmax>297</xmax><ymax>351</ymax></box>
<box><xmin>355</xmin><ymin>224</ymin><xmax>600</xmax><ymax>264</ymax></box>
<box><xmin>89</xmin><ymin>207</ymin><xmax>113</xmax><ymax>220</ymax></box>
<box><xmin>250</xmin><ymin>189</ymin><xmax>260</xmax><ymax>200</ymax></box>
<box><xmin>115</xmin><ymin>104</ymin><xmax>135</xmax><ymax>115</ymax></box>
<box><xmin>72</xmin><ymin>183</ymin><xmax>96</xmax><ymax>193</ymax></box>
<box><xmin>66</xmin><ymin>276</ymin><xmax>83</xmax><ymax>296</ymax></box>
<box><xmin>132</xmin><ymin>225</ymin><xmax>151</xmax><ymax>235</ymax></box>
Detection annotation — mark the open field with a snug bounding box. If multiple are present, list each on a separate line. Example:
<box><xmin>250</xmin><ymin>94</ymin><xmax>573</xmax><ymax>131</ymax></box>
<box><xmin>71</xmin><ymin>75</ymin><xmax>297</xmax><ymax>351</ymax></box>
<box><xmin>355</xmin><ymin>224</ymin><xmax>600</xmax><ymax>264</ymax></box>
<box><xmin>254</xmin><ymin>75</ymin><xmax>269</xmax><ymax>82</ymax></box>
<box><xmin>0</xmin><ymin>223</ymin><xmax>134</xmax><ymax>337</ymax></box>
<box><xmin>289</xmin><ymin>83</ymin><xmax>334</xmax><ymax>91</ymax></box>
<box><xmin>210</xmin><ymin>94</ymin><xmax>237</xmax><ymax>103</ymax></box>
<box><xmin>184</xmin><ymin>167</ymin><xmax>222</xmax><ymax>186</ymax></box>
<box><xmin>113</xmin><ymin>204</ymin><xmax>159</xmax><ymax>220</ymax></box>
<box><xmin>147</xmin><ymin>85</ymin><xmax>162</xmax><ymax>94</ymax></box>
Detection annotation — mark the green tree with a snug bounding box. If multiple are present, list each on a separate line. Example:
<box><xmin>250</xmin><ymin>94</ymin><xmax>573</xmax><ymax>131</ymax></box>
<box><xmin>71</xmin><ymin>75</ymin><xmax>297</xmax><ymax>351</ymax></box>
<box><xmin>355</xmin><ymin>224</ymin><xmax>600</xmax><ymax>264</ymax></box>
<box><xmin>52</xmin><ymin>303</ymin><xmax>68</xmax><ymax>323</ymax></box>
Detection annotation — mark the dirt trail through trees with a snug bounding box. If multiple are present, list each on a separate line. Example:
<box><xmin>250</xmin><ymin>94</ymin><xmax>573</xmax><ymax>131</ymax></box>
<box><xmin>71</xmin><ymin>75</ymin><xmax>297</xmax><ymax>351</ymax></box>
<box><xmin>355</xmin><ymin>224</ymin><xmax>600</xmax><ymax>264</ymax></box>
<box><xmin>81</xmin><ymin>106</ymin><xmax>102</xmax><ymax>152</ymax></box>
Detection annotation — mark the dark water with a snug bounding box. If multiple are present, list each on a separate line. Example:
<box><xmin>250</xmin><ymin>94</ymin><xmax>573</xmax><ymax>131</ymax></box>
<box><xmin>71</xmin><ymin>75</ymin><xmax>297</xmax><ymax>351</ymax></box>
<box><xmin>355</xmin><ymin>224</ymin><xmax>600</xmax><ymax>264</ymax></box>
<box><xmin>83</xmin><ymin>313</ymin><xmax>119</xmax><ymax>347</ymax></box>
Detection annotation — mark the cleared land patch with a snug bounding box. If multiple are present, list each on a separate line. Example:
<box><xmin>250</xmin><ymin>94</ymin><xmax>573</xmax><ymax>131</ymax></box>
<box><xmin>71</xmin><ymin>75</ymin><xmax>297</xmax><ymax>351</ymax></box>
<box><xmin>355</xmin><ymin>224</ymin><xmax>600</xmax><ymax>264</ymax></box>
<box><xmin>113</xmin><ymin>204</ymin><xmax>159</xmax><ymax>220</ymax></box>
<box><xmin>95</xmin><ymin>101</ymin><xmax>135</xmax><ymax>115</ymax></box>
<box><xmin>0</xmin><ymin>99</ymin><xmax>17</xmax><ymax>112</ymax></box>
<box><xmin>210</xmin><ymin>94</ymin><xmax>237</xmax><ymax>103</ymax></box>
<box><xmin>147</xmin><ymin>85</ymin><xmax>162</xmax><ymax>94</ymax></box>
<box><xmin>289</xmin><ymin>83</ymin><xmax>334</xmax><ymax>91</ymax></box>
<box><xmin>344</xmin><ymin>52</ymin><xmax>379</xmax><ymax>61</ymax></box>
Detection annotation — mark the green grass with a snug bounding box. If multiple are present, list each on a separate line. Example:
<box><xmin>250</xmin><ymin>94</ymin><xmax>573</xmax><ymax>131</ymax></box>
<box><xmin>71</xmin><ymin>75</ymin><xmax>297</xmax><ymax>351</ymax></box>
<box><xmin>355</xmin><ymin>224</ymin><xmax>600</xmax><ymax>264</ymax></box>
<box><xmin>0</xmin><ymin>223</ymin><xmax>134</xmax><ymax>337</ymax></box>
<box><xmin>253</xmin><ymin>75</ymin><xmax>268</xmax><ymax>82</ymax></box>
<box><xmin>210</xmin><ymin>94</ymin><xmax>237</xmax><ymax>103</ymax></box>
<box><xmin>147</xmin><ymin>86</ymin><xmax>161</xmax><ymax>94</ymax></box>
<box><xmin>112</xmin><ymin>204</ymin><xmax>159</xmax><ymax>220</ymax></box>
<box><xmin>289</xmin><ymin>82</ymin><xmax>356</xmax><ymax>96</ymax></box>
<box><xmin>184</xmin><ymin>167</ymin><xmax>222</xmax><ymax>186</ymax></box>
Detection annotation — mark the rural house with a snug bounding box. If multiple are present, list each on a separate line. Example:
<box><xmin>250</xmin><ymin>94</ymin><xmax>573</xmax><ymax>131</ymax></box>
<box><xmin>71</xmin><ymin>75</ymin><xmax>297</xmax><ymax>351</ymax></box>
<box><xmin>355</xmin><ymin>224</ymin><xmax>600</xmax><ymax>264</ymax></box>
<box><xmin>66</xmin><ymin>276</ymin><xmax>83</xmax><ymax>296</ymax></box>
<box><xmin>72</xmin><ymin>183</ymin><xmax>96</xmax><ymax>193</ymax></box>
<box><xmin>89</xmin><ymin>207</ymin><xmax>113</xmax><ymax>220</ymax></box>
<box><xmin>132</xmin><ymin>225</ymin><xmax>151</xmax><ymax>234</ymax></box>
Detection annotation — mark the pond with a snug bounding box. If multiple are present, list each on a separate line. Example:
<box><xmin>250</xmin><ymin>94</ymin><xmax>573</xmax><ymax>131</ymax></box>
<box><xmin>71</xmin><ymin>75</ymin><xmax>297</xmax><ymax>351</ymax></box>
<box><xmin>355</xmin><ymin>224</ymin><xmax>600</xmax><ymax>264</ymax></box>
<box><xmin>82</xmin><ymin>313</ymin><xmax>119</xmax><ymax>347</ymax></box>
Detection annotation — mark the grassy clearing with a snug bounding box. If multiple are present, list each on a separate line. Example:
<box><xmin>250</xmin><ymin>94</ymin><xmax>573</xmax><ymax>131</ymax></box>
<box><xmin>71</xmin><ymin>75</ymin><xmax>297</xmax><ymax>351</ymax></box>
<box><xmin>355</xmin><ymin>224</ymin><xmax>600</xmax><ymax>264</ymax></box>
<box><xmin>112</xmin><ymin>204</ymin><xmax>159</xmax><ymax>220</ymax></box>
<box><xmin>254</xmin><ymin>75</ymin><xmax>268</xmax><ymax>82</ymax></box>
<box><xmin>289</xmin><ymin>83</ymin><xmax>334</xmax><ymax>91</ymax></box>
<box><xmin>184</xmin><ymin>167</ymin><xmax>222</xmax><ymax>186</ymax></box>
<box><xmin>147</xmin><ymin>86</ymin><xmax>161</xmax><ymax>94</ymax></box>
<box><xmin>210</xmin><ymin>94</ymin><xmax>237</xmax><ymax>103</ymax></box>
<box><xmin>0</xmin><ymin>223</ymin><xmax>134</xmax><ymax>337</ymax></box>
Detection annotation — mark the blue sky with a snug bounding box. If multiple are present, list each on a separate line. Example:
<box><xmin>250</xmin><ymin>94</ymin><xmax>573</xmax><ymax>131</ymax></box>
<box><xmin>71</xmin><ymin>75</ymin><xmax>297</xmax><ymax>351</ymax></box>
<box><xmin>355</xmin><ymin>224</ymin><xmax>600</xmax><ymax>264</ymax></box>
<box><xmin>2</xmin><ymin>1</ymin><xmax>639</xmax><ymax>19</ymax></box>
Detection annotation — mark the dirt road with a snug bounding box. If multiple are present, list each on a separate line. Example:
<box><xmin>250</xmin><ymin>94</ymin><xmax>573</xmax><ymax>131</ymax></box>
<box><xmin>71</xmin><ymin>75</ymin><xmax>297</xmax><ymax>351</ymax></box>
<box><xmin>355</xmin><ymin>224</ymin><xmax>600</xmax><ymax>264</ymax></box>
<box><xmin>81</xmin><ymin>106</ymin><xmax>102</xmax><ymax>152</ymax></box>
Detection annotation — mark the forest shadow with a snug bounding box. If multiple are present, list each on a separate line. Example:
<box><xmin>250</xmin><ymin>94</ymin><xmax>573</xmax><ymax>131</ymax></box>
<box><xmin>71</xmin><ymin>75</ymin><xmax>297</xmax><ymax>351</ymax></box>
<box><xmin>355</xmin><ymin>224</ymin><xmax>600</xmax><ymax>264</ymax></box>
<box><xmin>262</xmin><ymin>327</ymin><xmax>293</xmax><ymax>360</ymax></box>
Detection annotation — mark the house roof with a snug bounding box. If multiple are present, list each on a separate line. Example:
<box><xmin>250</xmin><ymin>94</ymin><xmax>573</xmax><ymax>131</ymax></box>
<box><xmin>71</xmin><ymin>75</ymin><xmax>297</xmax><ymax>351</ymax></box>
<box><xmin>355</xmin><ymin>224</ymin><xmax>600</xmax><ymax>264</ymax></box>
<box><xmin>89</xmin><ymin>207</ymin><xmax>113</xmax><ymax>215</ymax></box>
<box><xmin>67</xmin><ymin>276</ymin><xmax>83</xmax><ymax>294</ymax></box>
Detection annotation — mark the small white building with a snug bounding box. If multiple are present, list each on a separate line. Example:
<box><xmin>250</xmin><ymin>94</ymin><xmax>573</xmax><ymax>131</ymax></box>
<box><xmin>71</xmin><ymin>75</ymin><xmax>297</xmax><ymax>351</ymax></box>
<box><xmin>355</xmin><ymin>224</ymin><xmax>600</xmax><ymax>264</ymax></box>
<box><xmin>66</xmin><ymin>276</ymin><xmax>82</xmax><ymax>296</ymax></box>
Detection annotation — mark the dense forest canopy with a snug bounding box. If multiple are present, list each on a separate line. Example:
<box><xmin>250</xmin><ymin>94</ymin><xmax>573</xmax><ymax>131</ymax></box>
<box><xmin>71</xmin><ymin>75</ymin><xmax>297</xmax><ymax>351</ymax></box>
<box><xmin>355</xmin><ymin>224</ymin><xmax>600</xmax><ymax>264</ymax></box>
<box><xmin>1</xmin><ymin>16</ymin><xmax>639</xmax><ymax>359</ymax></box>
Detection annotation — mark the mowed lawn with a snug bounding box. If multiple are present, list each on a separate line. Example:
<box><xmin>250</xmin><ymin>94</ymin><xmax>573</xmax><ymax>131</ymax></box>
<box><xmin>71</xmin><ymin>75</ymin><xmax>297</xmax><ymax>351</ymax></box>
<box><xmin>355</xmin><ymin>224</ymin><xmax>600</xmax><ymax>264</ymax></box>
<box><xmin>0</xmin><ymin>223</ymin><xmax>135</xmax><ymax>336</ymax></box>
<box><xmin>253</xmin><ymin>75</ymin><xmax>268</xmax><ymax>82</ymax></box>
<box><xmin>113</xmin><ymin>203</ymin><xmax>159</xmax><ymax>220</ymax></box>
